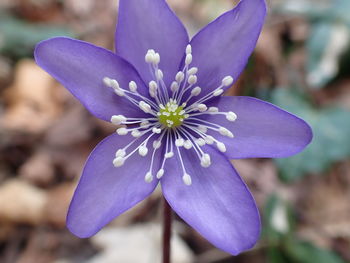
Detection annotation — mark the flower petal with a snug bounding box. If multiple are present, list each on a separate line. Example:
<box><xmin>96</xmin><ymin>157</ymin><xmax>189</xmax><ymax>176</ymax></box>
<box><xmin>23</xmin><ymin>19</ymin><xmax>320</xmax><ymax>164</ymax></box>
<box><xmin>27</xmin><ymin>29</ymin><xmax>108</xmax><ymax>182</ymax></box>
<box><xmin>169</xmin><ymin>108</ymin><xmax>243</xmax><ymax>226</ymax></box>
<box><xmin>206</xmin><ymin>96</ymin><xmax>313</xmax><ymax>159</ymax></box>
<box><xmin>35</xmin><ymin>37</ymin><xmax>148</xmax><ymax>122</ymax></box>
<box><xmin>161</xmin><ymin>145</ymin><xmax>260</xmax><ymax>255</ymax></box>
<box><xmin>190</xmin><ymin>0</ymin><xmax>266</xmax><ymax>95</ymax></box>
<box><xmin>116</xmin><ymin>0</ymin><xmax>189</xmax><ymax>86</ymax></box>
<box><xmin>67</xmin><ymin>134</ymin><xmax>159</xmax><ymax>238</ymax></box>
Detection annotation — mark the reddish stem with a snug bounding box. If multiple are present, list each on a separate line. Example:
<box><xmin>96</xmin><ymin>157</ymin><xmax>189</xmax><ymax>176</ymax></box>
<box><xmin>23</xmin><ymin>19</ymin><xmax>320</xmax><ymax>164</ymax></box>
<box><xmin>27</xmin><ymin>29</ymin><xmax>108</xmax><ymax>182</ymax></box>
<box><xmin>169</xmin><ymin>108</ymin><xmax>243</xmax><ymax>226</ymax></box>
<box><xmin>162</xmin><ymin>197</ymin><xmax>172</xmax><ymax>263</ymax></box>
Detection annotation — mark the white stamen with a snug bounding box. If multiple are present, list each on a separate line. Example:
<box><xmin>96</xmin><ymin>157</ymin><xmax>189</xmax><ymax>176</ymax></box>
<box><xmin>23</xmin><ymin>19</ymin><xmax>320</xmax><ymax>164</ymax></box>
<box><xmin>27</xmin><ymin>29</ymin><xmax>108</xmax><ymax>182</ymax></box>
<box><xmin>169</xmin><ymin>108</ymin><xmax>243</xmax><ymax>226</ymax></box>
<box><xmin>191</xmin><ymin>86</ymin><xmax>201</xmax><ymax>96</ymax></box>
<box><xmin>198</xmin><ymin>125</ymin><xmax>208</xmax><ymax>133</ymax></box>
<box><xmin>156</xmin><ymin>69</ymin><xmax>163</xmax><ymax>80</ymax></box>
<box><xmin>139</xmin><ymin>145</ymin><xmax>148</xmax><ymax>156</ymax></box>
<box><xmin>113</xmin><ymin>157</ymin><xmax>125</xmax><ymax>167</ymax></box>
<box><xmin>131</xmin><ymin>130</ymin><xmax>141</xmax><ymax>138</ymax></box>
<box><xmin>153</xmin><ymin>140</ymin><xmax>162</xmax><ymax>149</ymax></box>
<box><xmin>140</xmin><ymin>120</ymin><xmax>150</xmax><ymax>127</ymax></box>
<box><xmin>226</xmin><ymin>111</ymin><xmax>237</xmax><ymax>122</ymax></box>
<box><xmin>111</xmin><ymin>115</ymin><xmax>127</xmax><ymax>125</ymax></box>
<box><xmin>153</xmin><ymin>53</ymin><xmax>160</xmax><ymax>65</ymax></box>
<box><xmin>222</xmin><ymin>76</ymin><xmax>234</xmax><ymax>87</ymax></box>
<box><xmin>208</xmin><ymin>107</ymin><xmax>219</xmax><ymax>113</ymax></box>
<box><xmin>213</xmin><ymin>89</ymin><xmax>224</xmax><ymax>96</ymax></box>
<box><xmin>197</xmin><ymin>104</ymin><xmax>207</xmax><ymax>112</ymax></box>
<box><xmin>188</xmin><ymin>75</ymin><xmax>197</xmax><ymax>85</ymax></box>
<box><xmin>156</xmin><ymin>169</ymin><xmax>165</xmax><ymax>179</ymax></box>
<box><xmin>171</xmin><ymin>82</ymin><xmax>179</xmax><ymax>93</ymax></box>
<box><xmin>164</xmin><ymin>152</ymin><xmax>174</xmax><ymax>158</ymax></box>
<box><xmin>183</xmin><ymin>140</ymin><xmax>193</xmax><ymax>149</ymax></box>
<box><xmin>196</xmin><ymin>138</ymin><xmax>206</xmax><ymax>146</ymax></box>
<box><xmin>129</xmin><ymin>81</ymin><xmax>138</xmax><ymax>92</ymax></box>
<box><xmin>103</xmin><ymin>77</ymin><xmax>112</xmax><ymax>87</ymax></box>
<box><xmin>175</xmin><ymin>138</ymin><xmax>184</xmax><ymax>147</ymax></box>
<box><xmin>188</xmin><ymin>67</ymin><xmax>198</xmax><ymax>75</ymax></box>
<box><xmin>176</xmin><ymin>72</ymin><xmax>185</xmax><ymax>83</ymax></box>
<box><xmin>145</xmin><ymin>49</ymin><xmax>155</xmax><ymax>63</ymax></box>
<box><xmin>219</xmin><ymin>127</ymin><xmax>234</xmax><ymax>138</ymax></box>
<box><xmin>186</xmin><ymin>44</ymin><xmax>192</xmax><ymax>55</ymax></box>
<box><xmin>115</xmin><ymin>149</ymin><xmax>126</xmax><ymax>158</ymax></box>
<box><xmin>152</xmin><ymin>127</ymin><xmax>162</xmax><ymax>134</ymax></box>
<box><xmin>205</xmin><ymin>136</ymin><xmax>214</xmax><ymax>145</ymax></box>
<box><xmin>200</xmin><ymin>154</ymin><xmax>211</xmax><ymax>168</ymax></box>
<box><xmin>145</xmin><ymin>172</ymin><xmax>153</xmax><ymax>183</ymax></box>
<box><xmin>185</xmin><ymin>54</ymin><xmax>192</xmax><ymax>65</ymax></box>
<box><xmin>182</xmin><ymin>173</ymin><xmax>192</xmax><ymax>186</ymax></box>
<box><xmin>117</xmin><ymin>127</ymin><xmax>128</xmax><ymax>135</ymax></box>
<box><xmin>139</xmin><ymin>101</ymin><xmax>152</xmax><ymax>113</ymax></box>
<box><xmin>217</xmin><ymin>142</ymin><xmax>227</xmax><ymax>153</ymax></box>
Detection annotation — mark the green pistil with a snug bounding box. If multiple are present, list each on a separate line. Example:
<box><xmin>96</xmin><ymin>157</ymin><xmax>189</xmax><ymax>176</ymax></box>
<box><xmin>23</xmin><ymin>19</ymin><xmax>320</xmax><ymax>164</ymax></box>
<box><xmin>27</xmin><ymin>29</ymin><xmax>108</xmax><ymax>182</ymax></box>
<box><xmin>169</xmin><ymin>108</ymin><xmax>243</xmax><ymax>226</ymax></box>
<box><xmin>158</xmin><ymin>103</ymin><xmax>185</xmax><ymax>128</ymax></box>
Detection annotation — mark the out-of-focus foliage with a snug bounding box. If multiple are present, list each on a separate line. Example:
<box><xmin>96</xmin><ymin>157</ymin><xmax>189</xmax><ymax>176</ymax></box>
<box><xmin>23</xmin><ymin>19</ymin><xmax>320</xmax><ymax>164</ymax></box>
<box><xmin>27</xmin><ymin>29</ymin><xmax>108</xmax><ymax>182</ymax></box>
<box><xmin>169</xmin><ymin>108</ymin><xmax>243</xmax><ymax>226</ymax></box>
<box><xmin>264</xmin><ymin>195</ymin><xmax>346</xmax><ymax>263</ymax></box>
<box><xmin>274</xmin><ymin>0</ymin><xmax>350</xmax><ymax>88</ymax></box>
<box><xmin>271</xmin><ymin>88</ymin><xmax>350</xmax><ymax>181</ymax></box>
<box><xmin>0</xmin><ymin>15</ymin><xmax>74</xmax><ymax>59</ymax></box>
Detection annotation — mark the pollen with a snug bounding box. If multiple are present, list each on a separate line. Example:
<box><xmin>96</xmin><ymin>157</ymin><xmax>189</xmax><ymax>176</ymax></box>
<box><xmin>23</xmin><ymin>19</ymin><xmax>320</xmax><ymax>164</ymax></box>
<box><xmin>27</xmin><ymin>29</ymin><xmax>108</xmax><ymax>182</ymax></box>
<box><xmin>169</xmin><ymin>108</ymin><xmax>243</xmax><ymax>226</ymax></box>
<box><xmin>158</xmin><ymin>100</ymin><xmax>185</xmax><ymax>128</ymax></box>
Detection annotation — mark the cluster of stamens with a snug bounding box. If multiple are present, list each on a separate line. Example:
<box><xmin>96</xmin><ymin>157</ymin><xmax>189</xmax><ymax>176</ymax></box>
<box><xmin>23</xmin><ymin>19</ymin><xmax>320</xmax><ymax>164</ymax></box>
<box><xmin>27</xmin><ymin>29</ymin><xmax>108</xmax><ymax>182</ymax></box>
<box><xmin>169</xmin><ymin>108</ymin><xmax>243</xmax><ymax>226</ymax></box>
<box><xmin>103</xmin><ymin>44</ymin><xmax>237</xmax><ymax>186</ymax></box>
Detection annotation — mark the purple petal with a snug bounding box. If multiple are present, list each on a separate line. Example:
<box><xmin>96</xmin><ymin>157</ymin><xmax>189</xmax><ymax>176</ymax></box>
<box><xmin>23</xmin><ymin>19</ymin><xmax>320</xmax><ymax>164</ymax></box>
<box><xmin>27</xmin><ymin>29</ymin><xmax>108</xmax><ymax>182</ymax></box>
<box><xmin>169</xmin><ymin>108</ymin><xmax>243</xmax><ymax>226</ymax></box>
<box><xmin>35</xmin><ymin>37</ymin><xmax>148</xmax><ymax>122</ymax></box>
<box><xmin>116</xmin><ymin>0</ymin><xmax>189</xmax><ymax>86</ymax></box>
<box><xmin>161</xmin><ymin>145</ymin><xmax>260</xmax><ymax>255</ymax></box>
<box><xmin>67</xmin><ymin>134</ymin><xmax>159</xmax><ymax>238</ymax></box>
<box><xmin>206</xmin><ymin>96</ymin><xmax>313</xmax><ymax>159</ymax></box>
<box><xmin>190</xmin><ymin>0</ymin><xmax>266</xmax><ymax>95</ymax></box>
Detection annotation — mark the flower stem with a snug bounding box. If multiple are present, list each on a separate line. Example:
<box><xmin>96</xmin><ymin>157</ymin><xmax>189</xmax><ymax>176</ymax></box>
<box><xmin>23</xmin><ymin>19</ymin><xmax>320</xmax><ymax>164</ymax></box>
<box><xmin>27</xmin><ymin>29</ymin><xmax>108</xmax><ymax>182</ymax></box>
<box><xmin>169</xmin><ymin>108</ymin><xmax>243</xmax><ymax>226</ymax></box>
<box><xmin>162</xmin><ymin>197</ymin><xmax>172</xmax><ymax>263</ymax></box>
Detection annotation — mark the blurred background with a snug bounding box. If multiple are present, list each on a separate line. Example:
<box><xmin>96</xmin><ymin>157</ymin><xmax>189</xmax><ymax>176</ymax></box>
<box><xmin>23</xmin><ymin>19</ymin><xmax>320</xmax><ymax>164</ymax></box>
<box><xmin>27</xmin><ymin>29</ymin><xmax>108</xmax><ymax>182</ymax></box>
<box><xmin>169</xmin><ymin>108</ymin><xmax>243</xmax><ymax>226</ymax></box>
<box><xmin>0</xmin><ymin>0</ymin><xmax>350</xmax><ymax>262</ymax></box>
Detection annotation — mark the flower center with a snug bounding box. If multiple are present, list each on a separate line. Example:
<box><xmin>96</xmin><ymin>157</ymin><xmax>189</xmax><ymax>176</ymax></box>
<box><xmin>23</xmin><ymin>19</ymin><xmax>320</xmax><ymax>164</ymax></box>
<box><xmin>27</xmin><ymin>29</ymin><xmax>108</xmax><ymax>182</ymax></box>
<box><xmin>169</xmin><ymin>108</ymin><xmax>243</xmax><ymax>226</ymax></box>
<box><xmin>102</xmin><ymin>44</ymin><xmax>238</xmax><ymax>186</ymax></box>
<box><xmin>158</xmin><ymin>100</ymin><xmax>185</xmax><ymax>128</ymax></box>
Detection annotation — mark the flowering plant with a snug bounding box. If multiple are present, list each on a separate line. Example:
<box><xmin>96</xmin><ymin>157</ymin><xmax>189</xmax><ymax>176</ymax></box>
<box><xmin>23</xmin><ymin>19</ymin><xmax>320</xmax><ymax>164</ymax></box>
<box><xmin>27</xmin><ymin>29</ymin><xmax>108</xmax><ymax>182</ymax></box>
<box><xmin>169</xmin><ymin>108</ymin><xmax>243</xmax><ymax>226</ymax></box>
<box><xmin>35</xmin><ymin>0</ymin><xmax>312</xmax><ymax>255</ymax></box>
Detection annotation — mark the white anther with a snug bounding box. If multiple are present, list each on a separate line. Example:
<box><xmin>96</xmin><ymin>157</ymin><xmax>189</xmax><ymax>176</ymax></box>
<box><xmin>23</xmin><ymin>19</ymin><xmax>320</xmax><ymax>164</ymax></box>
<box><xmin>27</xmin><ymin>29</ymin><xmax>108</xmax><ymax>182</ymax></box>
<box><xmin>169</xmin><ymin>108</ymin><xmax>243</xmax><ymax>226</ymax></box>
<box><xmin>131</xmin><ymin>129</ymin><xmax>141</xmax><ymax>138</ymax></box>
<box><xmin>175</xmin><ymin>138</ymin><xmax>184</xmax><ymax>147</ymax></box>
<box><xmin>164</xmin><ymin>152</ymin><xmax>174</xmax><ymax>158</ymax></box>
<box><xmin>139</xmin><ymin>101</ymin><xmax>152</xmax><ymax>113</ymax></box>
<box><xmin>138</xmin><ymin>145</ymin><xmax>148</xmax><ymax>156</ymax></box>
<box><xmin>153</xmin><ymin>53</ymin><xmax>160</xmax><ymax>65</ymax></box>
<box><xmin>205</xmin><ymin>136</ymin><xmax>214</xmax><ymax>145</ymax></box>
<box><xmin>156</xmin><ymin>69</ymin><xmax>163</xmax><ymax>80</ymax></box>
<box><xmin>191</xmin><ymin>86</ymin><xmax>201</xmax><ymax>96</ymax></box>
<box><xmin>213</xmin><ymin>89</ymin><xmax>224</xmax><ymax>96</ymax></box>
<box><xmin>196</xmin><ymin>138</ymin><xmax>206</xmax><ymax>146</ymax></box>
<box><xmin>198</xmin><ymin>125</ymin><xmax>208</xmax><ymax>133</ymax></box>
<box><xmin>185</xmin><ymin>54</ymin><xmax>192</xmax><ymax>65</ymax></box>
<box><xmin>103</xmin><ymin>77</ymin><xmax>112</xmax><ymax>87</ymax></box>
<box><xmin>115</xmin><ymin>149</ymin><xmax>126</xmax><ymax>158</ymax></box>
<box><xmin>188</xmin><ymin>67</ymin><xmax>198</xmax><ymax>75</ymax></box>
<box><xmin>113</xmin><ymin>157</ymin><xmax>125</xmax><ymax>167</ymax></box>
<box><xmin>187</xmin><ymin>75</ymin><xmax>196</xmax><ymax>86</ymax></box>
<box><xmin>183</xmin><ymin>173</ymin><xmax>192</xmax><ymax>186</ymax></box>
<box><xmin>145</xmin><ymin>172</ymin><xmax>153</xmax><ymax>183</ymax></box>
<box><xmin>149</xmin><ymin>81</ymin><xmax>158</xmax><ymax>91</ymax></box>
<box><xmin>176</xmin><ymin>72</ymin><xmax>185</xmax><ymax>82</ymax></box>
<box><xmin>226</xmin><ymin>111</ymin><xmax>237</xmax><ymax>122</ymax></box>
<box><xmin>110</xmin><ymin>79</ymin><xmax>120</xmax><ymax>89</ymax></box>
<box><xmin>140</xmin><ymin>120</ymin><xmax>150</xmax><ymax>127</ymax></box>
<box><xmin>219</xmin><ymin>127</ymin><xmax>234</xmax><ymax>138</ymax></box>
<box><xmin>117</xmin><ymin>127</ymin><xmax>128</xmax><ymax>135</ymax></box>
<box><xmin>153</xmin><ymin>140</ymin><xmax>162</xmax><ymax>149</ymax></box>
<box><xmin>222</xmin><ymin>76</ymin><xmax>234</xmax><ymax>87</ymax></box>
<box><xmin>186</xmin><ymin>44</ymin><xmax>192</xmax><ymax>55</ymax></box>
<box><xmin>217</xmin><ymin>142</ymin><xmax>227</xmax><ymax>153</ymax></box>
<box><xmin>111</xmin><ymin>115</ymin><xmax>127</xmax><ymax>125</ymax></box>
<box><xmin>208</xmin><ymin>107</ymin><xmax>219</xmax><ymax>113</ymax></box>
<box><xmin>171</xmin><ymin>82</ymin><xmax>179</xmax><ymax>93</ymax></box>
<box><xmin>184</xmin><ymin>140</ymin><xmax>193</xmax><ymax>149</ymax></box>
<box><xmin>152</xmin><ymin>127</ymin><xmax>162</xmax><ymax>134</ymax></box>
<box><xmin>200</xmin><ymin>153</ymin><xmax>211</xmax><ymax>168</ymax></box>
<box><xmin>197</xmin><ymin>104</ymin><xmax>207</xmax><ymax>112</ymax></box>
<box><xmin>156</xmin><ymin>169</ymin><xmax>165</xmax><ymax>179</ymax></box>
<box><xmin>145</xmin><ymin>50</ymin><xmax>155</xmax><ymax>63</ymax></box>
<box><xmin>129</xmin><ymin>81</ymin><xmax>137</xmax><ymax>92</ymax></box>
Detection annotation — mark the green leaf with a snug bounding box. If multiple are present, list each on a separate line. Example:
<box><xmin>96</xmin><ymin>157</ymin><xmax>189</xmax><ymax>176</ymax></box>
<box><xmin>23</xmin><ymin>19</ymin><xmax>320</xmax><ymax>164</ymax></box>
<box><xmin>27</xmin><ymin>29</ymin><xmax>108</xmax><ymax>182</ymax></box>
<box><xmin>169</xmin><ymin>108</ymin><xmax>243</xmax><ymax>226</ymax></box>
<box><xmin>0</xmin><ymin>15</ymin><xmax>74</xmax><ymax>59</ymax></box>
<box><xmin>286</xmin><ymin>240</ymin><xmax>345</xmax><ymax>263</ymax></box>
<box><xmin>271</xmin><ymin>88</ymin><xmax>350</xmax><ymax>181</ymax></box>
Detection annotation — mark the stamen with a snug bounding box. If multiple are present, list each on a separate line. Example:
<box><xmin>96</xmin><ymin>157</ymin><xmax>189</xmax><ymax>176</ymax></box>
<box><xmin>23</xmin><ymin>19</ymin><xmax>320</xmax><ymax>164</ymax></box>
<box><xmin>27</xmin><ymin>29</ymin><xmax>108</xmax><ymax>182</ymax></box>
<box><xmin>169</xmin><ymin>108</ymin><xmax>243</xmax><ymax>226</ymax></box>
<box><xmin>183</xmin><ymin>173</ymin><xmax>192</xmax><ymax>186</ymax></box>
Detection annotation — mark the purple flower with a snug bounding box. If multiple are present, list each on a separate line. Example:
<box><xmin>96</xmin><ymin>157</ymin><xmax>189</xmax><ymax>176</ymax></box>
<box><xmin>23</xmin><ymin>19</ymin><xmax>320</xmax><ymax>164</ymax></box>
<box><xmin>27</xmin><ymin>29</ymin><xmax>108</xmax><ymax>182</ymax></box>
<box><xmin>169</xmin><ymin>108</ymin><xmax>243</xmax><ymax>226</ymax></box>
<box><xmin>34</xmin><ymin>0</ymin><xmax>312</xmax><ymax>255</ymax></box>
